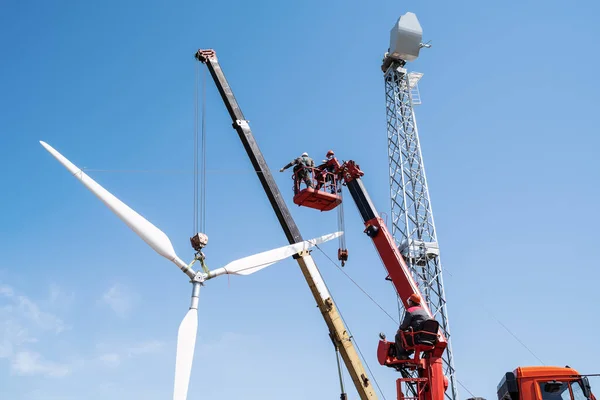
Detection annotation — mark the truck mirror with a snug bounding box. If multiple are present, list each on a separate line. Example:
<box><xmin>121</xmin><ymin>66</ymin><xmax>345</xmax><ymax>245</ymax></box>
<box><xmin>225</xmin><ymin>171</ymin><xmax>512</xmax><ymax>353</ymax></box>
<box><xmin>544</xmin><ymin>381</ymin><xmax>564</xmax><ymax>393</ymax></box>
<box><xmin>582</xmin><ymin>377</ymin><xmax>592</xmax><ymax>398</ymax></box>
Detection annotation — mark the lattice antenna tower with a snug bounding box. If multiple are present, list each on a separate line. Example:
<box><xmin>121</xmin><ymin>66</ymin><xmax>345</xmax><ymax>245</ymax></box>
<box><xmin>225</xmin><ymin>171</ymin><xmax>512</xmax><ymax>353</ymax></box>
<box><xmin>382</xmin><ymin>12</ymin><xmax>458</xmax><ymax>400</ymax></box>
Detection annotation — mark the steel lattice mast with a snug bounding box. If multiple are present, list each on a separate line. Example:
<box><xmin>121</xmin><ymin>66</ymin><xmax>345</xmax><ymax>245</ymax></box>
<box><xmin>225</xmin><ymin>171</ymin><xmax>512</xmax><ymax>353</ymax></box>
<box><xmin>382</xmin><ymin>13</ymin><xmax>458</xmax><ymax>400</ymax></box>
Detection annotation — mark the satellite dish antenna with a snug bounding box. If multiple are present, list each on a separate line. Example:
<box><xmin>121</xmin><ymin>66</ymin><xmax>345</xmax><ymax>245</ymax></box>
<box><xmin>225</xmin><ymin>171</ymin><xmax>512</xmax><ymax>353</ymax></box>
<box><xmin>40</xmin><ymin>141</ymin><xmax>342</xmax><ymax>400</ymax></box>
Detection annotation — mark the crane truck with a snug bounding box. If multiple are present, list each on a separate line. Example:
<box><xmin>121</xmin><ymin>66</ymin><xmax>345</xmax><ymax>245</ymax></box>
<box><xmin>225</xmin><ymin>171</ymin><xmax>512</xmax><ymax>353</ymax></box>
<box><xmin>290</xmin><ymin>154</ymin><xmax>597</xmax><ymax>400</ymax></box>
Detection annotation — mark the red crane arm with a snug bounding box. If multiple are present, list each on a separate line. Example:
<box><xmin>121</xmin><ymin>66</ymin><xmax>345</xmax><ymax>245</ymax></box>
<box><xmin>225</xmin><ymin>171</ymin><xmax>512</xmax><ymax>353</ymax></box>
<box><xmin>335</xmin><ymin>159</ymin><xmax>447</xmax><ymax>355</ymax></box>
<box><xmin>293</xmin><ymin>154</ymin><xmax>449</xmax><ymax>400</ymax></box>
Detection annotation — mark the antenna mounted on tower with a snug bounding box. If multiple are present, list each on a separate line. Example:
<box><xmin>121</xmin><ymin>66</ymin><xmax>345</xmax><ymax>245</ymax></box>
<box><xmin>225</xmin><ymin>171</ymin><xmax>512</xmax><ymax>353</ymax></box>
<box><xmin>389</xmin><ymin>12</ymin><xmax>423</xmax><ymax>62</ymax></box>
<box><xmin>382</xmin><ymin>12</ymin><xmax>430</xmax><ymax>73</ymax></box>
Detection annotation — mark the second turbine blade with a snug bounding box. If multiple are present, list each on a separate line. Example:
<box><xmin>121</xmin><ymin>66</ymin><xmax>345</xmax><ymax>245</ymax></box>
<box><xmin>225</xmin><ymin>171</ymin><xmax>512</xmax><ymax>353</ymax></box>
<box><xmin>212</xmin><ymin>231</ymin><xmax>344</xmax><ymax>277</ymax></box>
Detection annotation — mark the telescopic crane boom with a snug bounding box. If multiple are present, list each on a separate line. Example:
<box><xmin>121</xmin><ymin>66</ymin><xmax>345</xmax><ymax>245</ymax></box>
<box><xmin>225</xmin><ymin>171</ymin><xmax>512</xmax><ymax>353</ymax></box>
<box><xmin>194</xmin><ymin>49</ymin><xmax>377</xmax><ymax>400</ymax></box>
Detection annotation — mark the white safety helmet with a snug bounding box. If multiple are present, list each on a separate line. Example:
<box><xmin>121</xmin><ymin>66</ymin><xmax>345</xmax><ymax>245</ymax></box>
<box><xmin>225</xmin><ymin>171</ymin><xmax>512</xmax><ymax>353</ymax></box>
<box><xmin>301</xmin><ymin>152</ymin><xmax>308</xmax><ymax>157</ymax></box>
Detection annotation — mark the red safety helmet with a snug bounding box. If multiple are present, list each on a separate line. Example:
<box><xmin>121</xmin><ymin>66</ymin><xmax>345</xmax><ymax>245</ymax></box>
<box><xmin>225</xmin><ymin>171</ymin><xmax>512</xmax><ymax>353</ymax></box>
<box><xmin>326</xmin><ymin>150</ymin><xmax>334</xmax><ymax>158</ymax></box>
<box><xmin>408</xmin><ymin>294</ymin><xmax>421</xmax><ymax>305</ymax></box>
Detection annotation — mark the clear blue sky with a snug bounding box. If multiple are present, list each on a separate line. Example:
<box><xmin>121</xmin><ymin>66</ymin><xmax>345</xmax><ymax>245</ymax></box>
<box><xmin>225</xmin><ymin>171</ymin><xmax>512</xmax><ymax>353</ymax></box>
<box><xmin>1</xmin><ymin>1</ymin><xmax>599</xmax><ymax>399</ymax></box>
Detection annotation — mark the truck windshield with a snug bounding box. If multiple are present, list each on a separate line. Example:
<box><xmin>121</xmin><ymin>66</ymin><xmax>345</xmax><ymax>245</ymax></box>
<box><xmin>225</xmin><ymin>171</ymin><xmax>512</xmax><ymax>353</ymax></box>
<box><xmin>539</xmin><ymin>381</ymin><xmax>589</xmax><ymax>400</ymax></box>
<box><xmin>571</xmin><ymin>381</ymin><xmax>589</xmax><ymax>400</ymax></box>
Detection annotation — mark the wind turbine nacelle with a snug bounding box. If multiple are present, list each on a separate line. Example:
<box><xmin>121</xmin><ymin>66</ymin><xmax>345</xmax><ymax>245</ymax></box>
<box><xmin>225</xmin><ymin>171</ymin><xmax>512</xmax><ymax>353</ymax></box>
<box><xmin>389</xmin><ymin>12</ymin><xmax>423</xmax><ymax>62</ymax></box>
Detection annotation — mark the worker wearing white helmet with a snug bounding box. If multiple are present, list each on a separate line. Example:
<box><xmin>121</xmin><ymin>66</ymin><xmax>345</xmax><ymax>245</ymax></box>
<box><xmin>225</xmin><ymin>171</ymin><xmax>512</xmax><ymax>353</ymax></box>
<box><xmin>279</xmin><ymin>152</ymin><xmax>315</xmax><ymax>194</ymax></box>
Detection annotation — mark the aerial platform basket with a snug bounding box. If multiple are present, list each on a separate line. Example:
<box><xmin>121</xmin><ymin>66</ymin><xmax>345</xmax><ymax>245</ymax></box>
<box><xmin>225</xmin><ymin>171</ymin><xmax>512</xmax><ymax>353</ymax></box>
<box><xmin>291</xmin><ymin>167</ymin><xmax>342</xmax><ymax>212</ymax></box>
<box><xmin>293</xmin><ymin>188</ymin><xmax>341</xmax><ymax>212</ymax></box>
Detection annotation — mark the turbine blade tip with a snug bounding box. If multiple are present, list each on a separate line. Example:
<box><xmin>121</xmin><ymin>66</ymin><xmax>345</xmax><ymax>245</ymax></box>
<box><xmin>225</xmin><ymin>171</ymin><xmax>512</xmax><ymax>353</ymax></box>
<box><xmin>39</xmin><ymin>141</ymin><xmax>53</xmax><ymax>152</ymax></box>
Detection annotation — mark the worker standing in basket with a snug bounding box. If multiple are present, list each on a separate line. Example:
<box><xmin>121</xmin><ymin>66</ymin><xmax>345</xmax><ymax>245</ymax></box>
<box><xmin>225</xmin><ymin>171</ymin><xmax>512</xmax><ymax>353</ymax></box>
<box><xmin>280</xmin><ymin>152</ymin><xmax>315</xmax><ymax>194</ymax></box>
<box><xmin>316</xmin><ymin>150</ymin><xmax>337</xmax><ymax>193</ymax></box>
<box><xmin>395</xmin><ymin>294</ymin><xmax>430</xmax><ymax>359</ymax></box>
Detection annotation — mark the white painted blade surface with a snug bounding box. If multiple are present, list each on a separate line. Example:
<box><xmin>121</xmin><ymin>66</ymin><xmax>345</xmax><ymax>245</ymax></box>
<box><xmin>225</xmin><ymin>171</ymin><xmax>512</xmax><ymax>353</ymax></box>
<box><xmin>40</xmin><ymin>141</ymin><xmax>181</xmax><ymax>265</ymax></box>
<box><xmin>303</xmin><ymin>231</ymin><xmax>343</xmax><ymax>248</ymax></box>
<box><xmin>222</xmin><ymin>231</ymin><xmax>343</xmax><ymax>276</ymax></box>
<box><xmin>173</xmin><ymin>309</ymin><xmax>198</xmax><ymax>400</ymax></box>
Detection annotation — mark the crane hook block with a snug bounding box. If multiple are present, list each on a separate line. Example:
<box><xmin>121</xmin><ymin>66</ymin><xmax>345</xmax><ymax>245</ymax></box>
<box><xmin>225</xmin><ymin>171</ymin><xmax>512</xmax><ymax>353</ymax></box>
<box><xmin>190</xmin><ymin>232</ymin><xmax>209</xmax><ymax>251</ymax></box>
<box><xmin>338</xmin><ymin>248</ymin><xmax>348</xmax><ymax>266</ymax></box>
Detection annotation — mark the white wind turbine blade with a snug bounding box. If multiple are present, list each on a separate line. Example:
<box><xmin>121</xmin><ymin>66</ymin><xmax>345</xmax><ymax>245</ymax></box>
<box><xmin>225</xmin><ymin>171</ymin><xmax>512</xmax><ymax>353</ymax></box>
<box><xmin>209</xmin><ymin>231</ymin><xmax>343</xmax><ymax>278</ymax></box>
<box><xmin>173</xmin><ymin>309</ymin><xmax>198</xmax><ymax>400</ymax></box>
<box><xmin>40</xmin><ymin>141</ymin><xmax>193</xmax><ymax>277</ymax></box>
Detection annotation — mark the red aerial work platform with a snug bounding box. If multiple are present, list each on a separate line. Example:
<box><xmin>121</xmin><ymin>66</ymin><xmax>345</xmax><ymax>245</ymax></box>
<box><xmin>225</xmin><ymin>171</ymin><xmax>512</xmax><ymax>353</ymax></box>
<box><xmin>293</xmin><ymin>187</ymin><xmax>341</xmax><ymax>211</ymax></box>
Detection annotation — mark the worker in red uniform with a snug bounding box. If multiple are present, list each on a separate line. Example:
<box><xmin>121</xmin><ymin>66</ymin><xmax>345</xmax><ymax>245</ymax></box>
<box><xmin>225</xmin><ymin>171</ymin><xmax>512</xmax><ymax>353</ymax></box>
<box><xmin>279</xmin><ymin>152</ymin><xmax>315</xmax><ymax>194</ymax></box>
<box><xmin>315</xmin><ymin>150</ymin><xmax>337</xmax><ymax>193</ymax></box>
<box><xmin>394</xmin><ymin>293</ymin><xmax>430</xmax><ymax>359</ymax></box>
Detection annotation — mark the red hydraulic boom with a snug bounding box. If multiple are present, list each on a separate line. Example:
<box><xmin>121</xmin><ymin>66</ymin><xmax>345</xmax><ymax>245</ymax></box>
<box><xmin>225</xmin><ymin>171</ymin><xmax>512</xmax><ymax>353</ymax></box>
<box><xmin>292</xmin><ymin>153</ymin><xmax>449</xmax><ymax>400</ymax></box>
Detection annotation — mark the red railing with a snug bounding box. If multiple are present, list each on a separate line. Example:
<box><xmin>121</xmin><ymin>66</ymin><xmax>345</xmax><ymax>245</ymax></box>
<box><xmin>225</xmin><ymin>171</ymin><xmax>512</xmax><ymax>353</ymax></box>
<box><xmin>291</xmin><ymin>166</ymin><xmax>338</xmax><ymax>195</ymax></box>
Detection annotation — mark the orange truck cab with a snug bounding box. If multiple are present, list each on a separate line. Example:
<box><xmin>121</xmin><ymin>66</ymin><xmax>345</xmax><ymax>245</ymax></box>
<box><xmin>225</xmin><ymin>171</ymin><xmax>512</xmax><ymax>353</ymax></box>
<box><xmin>497</xmin><ymin>366</ymin><xmax>595</xmax><ymax>400</ymax></box>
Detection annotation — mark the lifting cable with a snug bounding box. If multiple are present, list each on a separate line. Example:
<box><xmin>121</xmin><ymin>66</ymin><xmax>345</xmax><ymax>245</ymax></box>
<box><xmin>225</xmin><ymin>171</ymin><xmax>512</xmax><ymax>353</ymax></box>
<box><xmin>193</xmin><ymin>61</ymin><xmax>208</xmax><ymax>235</ymax></box>
<box><xmin>336</xmin><ymin>186</ymin><xmax>348</xmax><ymax>266</ymax></box>
<box><xmin>201</xmin><ymin>66</ymin><xmax>207</xmax><ymax>233</ymax></box>
<box><xmin>315</xmin><ymin>244</ymin><xmax>398</xmax><ymax>325</ymax></box>
<box><xmin>330</xmin><ymin>333</ymin><xmax>348</xmax><ymax>400</ymax></box>
<box><xmin>193</xmin><ymin>62</ymin><xmax>199</xmax><ymax>234</ymax></box>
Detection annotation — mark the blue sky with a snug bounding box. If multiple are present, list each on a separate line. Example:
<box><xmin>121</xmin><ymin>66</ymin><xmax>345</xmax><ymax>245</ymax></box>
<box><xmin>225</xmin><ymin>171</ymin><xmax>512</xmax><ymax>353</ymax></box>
<box><xmin>1</xmin><ymin>0</ymin><xmax>600</xmax><ymax>399</ymax></box>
